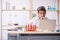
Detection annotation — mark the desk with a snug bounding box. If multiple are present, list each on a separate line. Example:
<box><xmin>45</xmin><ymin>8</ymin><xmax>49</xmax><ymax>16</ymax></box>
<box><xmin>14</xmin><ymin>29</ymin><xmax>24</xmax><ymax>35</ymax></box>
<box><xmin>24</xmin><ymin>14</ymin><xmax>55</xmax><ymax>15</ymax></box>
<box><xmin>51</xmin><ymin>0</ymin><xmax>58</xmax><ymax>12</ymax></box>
<box><xmin>8</xmin><ymin>31</ymin><xmax>60</xmax><ymax>40</ymax></box>
<box><xmin>8</xmin><ymin>31</ymin><xmax>60</xmax><ymax>34</ymax></box>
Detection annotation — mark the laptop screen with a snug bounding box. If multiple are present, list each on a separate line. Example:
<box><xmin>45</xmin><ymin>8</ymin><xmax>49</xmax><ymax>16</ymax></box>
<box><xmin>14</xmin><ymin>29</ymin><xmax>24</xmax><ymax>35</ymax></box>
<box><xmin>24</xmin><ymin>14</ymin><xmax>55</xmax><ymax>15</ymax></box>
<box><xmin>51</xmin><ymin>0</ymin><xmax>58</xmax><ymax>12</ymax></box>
<box><xmin>39</xmin><ymin>20</ymin><xmax>56</xmax><ymax>32</ymax></box>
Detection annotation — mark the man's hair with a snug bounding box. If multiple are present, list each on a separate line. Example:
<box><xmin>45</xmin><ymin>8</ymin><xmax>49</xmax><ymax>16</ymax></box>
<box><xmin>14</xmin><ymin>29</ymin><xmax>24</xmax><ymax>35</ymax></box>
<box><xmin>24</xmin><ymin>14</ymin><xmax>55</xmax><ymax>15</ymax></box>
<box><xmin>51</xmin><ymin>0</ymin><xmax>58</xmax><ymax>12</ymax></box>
<box><xmin>37</xmin><ymin>6</ymin><xmax>46</xmax><ymax>13</ymax></box>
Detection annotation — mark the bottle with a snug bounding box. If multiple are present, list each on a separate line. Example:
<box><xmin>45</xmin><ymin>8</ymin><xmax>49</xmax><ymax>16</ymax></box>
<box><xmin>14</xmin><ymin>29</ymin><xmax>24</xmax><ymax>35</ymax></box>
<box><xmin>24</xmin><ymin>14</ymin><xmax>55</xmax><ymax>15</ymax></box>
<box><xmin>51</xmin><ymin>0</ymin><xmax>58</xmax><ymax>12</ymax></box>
<box><xmin>12</xmin><ymin>5</ymin><xmax>16</xmax><ymax>10</ymax></box>
<box><xmin>56</xmin><ymin>25</ymin><xmax>60</xmax><ymax>32</ymax></box>
<box><xmin>6</xmin><ymin>2</ymin><xmax>10</xmax><ymax>10</ymax></box>
<box><xmin>48</xmin><ymin>6</ymin><xmax>50</xmax><ymax>10</ymax></box>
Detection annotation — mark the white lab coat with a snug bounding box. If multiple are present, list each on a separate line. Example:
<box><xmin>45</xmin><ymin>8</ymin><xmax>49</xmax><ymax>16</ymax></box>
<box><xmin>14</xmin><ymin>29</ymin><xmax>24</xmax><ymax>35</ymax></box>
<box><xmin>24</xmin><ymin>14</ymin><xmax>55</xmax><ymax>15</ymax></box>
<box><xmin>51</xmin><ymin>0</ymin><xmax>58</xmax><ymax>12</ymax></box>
<box><xmin>27</xmin><ymin>16</ymin><xmax>47</xmax><ymax>27</ymax></box>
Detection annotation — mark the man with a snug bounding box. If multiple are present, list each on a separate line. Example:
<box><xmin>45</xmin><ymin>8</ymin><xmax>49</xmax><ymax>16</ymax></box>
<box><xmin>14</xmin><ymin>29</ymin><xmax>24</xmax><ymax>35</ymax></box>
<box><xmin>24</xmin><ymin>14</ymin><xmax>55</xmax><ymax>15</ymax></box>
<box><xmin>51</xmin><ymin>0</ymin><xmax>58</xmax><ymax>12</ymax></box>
<box><xmin>27</xmin><ymin>6</ymin><xmax>47</xmax><ymax>26</ymax></box>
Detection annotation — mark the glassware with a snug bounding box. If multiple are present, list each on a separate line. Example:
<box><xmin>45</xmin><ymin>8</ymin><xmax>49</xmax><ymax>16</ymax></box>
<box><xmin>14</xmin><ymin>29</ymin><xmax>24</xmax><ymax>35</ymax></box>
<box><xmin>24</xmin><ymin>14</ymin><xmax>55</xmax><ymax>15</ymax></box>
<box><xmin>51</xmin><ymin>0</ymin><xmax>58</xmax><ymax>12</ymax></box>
<box><xmin>25</xmin><ymin>24</ymin><xmax>36</xmax><ymax>32</ymax></box>
<box><xmin>6</xmin><ymin>2</ymin><xmax>10</xmax><ymax>10</ymax></box>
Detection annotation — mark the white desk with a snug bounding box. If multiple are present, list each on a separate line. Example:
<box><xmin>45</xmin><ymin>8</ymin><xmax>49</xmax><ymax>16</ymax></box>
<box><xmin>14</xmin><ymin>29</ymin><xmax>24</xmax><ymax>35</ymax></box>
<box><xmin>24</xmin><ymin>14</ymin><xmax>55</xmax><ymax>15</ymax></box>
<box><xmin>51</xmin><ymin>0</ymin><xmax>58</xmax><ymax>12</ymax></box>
<box><xmin>8</xmin><ymin>31</ymin><xmax>60</xmax><ymax>34</ymax></box>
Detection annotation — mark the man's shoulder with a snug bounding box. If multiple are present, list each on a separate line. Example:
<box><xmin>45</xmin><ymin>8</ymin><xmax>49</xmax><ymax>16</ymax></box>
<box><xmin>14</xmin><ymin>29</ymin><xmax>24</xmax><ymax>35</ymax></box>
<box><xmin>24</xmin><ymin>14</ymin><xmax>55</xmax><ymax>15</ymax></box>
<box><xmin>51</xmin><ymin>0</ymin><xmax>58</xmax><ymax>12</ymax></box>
<box><xmin>28</xmin><ymin>16</ymin><xmax>39</xmax><ymax>23</ymax></box>
<box><xmin>32</xmin><ymin>16</ymin><xmax>39</xmax><ymax>20</ymax></box>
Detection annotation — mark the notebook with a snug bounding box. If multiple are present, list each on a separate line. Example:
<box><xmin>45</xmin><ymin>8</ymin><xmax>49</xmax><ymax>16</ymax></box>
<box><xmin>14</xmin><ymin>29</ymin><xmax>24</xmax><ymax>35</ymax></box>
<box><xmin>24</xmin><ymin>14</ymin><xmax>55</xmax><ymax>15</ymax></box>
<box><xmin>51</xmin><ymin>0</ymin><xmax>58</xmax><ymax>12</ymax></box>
<box><xmin>40</xmin><ymin>20</ymin><xmax>56</xmax><ymax>32</ymax></box>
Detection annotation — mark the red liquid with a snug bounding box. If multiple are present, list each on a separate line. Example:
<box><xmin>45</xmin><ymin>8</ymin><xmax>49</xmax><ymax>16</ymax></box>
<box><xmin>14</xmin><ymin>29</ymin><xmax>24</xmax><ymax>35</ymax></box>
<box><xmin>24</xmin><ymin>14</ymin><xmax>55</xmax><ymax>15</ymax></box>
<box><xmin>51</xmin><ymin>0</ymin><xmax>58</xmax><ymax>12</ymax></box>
<box><xmin>26</xmin><ymin>24</ymin><xmax>36</xmax><ymax>32</ymax></box>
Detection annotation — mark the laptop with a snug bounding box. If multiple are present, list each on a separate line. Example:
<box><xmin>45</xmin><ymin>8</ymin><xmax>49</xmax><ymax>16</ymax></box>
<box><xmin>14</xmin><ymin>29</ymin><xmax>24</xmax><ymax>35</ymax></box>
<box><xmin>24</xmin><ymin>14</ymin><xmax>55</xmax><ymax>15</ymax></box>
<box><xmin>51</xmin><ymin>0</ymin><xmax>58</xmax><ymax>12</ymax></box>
<box><xmin>40</xmin><ymin>20</ymin><xmax>56</xmax><ymax>32</ymax></box>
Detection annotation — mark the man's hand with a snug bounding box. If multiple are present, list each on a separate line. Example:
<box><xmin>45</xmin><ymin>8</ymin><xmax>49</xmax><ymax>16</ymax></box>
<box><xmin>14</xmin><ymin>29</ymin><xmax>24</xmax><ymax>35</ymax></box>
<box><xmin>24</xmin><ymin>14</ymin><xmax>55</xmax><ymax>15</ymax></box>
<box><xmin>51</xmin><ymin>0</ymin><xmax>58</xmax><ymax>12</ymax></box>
<box><xmin>40</xmin><ymin>17</ymin><xmax>46</xmax><ymax>20</ymax></box>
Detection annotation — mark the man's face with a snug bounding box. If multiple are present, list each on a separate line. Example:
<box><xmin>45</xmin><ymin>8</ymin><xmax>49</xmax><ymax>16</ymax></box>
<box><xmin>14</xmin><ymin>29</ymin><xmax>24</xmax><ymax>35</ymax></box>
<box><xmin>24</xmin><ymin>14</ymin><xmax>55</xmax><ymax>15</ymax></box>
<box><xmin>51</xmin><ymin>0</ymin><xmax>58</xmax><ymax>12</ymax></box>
<box><xmin>38</xmin><ymin>10</ymin><xmax>46</xmax><ymax>19</ymax></box>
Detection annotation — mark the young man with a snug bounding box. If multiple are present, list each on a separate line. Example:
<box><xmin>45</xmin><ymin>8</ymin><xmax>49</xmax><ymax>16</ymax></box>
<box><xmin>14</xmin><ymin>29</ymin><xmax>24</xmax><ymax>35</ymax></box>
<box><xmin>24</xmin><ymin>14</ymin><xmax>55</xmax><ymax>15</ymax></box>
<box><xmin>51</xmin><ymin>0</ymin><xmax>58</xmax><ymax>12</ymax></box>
<box><xmin>27</xmin><ymin>6</ymin><xmax>47</xmax><ymax>26</ymax></box>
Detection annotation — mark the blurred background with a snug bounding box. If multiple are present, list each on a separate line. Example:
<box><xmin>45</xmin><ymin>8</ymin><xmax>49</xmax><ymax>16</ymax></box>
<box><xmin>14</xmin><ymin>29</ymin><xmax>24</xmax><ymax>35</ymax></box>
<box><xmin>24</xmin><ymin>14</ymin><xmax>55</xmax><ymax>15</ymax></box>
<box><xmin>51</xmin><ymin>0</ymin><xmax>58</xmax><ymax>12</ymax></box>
<box><xmin>0</xmin><ymin>0</ymin><xmax>60</xmax><ymax>40</ymax></box>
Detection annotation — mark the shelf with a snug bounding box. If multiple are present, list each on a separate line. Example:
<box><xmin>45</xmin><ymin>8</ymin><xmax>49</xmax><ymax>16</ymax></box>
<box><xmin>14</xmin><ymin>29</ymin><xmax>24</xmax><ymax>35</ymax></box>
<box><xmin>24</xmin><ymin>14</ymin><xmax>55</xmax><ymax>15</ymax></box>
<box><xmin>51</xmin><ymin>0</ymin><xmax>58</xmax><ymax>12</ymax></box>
<box><xmin>8</xmin><ymin>31</ymin><xmax>60</xmax><ymax>34</ymax></box>
<box><xmin>47</xmin><ymin>10</ymin><xmax>59</xmax><ymax>12</ymax></box>
<box><xmin>2</xmin><ymin>25</ymin><xmax>24</xmax><ymax>27</ymax></box>
<box><xmin>2</xmin><ymin>24</ymin><xmax>58</xmax><ymax>28</ymax></box>
<box><xmin>32</xmin><ymin>10</ymin><xmax>59</xmax><ymax>12</ymax></box>
<box><xmin>1</xmin><ymin>9</ymin><xmax>30</xmax><ymax>11</ymax></box>
<box><xmin>2</xmin><ymin>25</ymin><xmax>25</xmax><ymax>30</ymax></box>
<box><xmin>1</xmin><ymin>10</ymin><xmax>60</xmax><ymax>12</ymax></box>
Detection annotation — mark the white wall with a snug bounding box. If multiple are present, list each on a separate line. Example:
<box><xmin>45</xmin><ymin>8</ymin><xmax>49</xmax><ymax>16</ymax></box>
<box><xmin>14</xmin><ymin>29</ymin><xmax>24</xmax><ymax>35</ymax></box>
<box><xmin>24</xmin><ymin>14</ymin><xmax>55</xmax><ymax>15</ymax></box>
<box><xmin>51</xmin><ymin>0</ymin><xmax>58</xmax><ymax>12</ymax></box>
<box><xmin>2</xmin><ymin>30</ymin><xmax>8</xmax><ymax>40</ymax></box>
<box><xmin>57</xmin><ymin>0</ymin><xmax>60</xmax><ymax>29</ymax></box>
<box><xmin>0</xmin><ymin>0</ymin><xmax>1</xmax><ymax>39</ymax></box>
<box><xmin>2</xmin><ymin>11</ymin><xmax>30</xmax><ymax>26</ymax></box>
<box><xmin>0</xmin><ymin>11</ymin><xmax>1</xmax><ymax>40</ymax></box>
<box><xmin>58</xmin><ymin>0</ymin><xmax>60</xmax><ymax>29</ymax></box>
<box><xmin>46</xmin><ymin>11</ymin><xmax>57</xmax><ymax>20</ymax></box>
